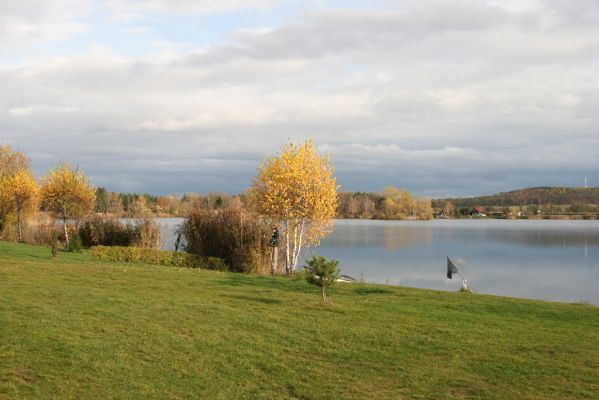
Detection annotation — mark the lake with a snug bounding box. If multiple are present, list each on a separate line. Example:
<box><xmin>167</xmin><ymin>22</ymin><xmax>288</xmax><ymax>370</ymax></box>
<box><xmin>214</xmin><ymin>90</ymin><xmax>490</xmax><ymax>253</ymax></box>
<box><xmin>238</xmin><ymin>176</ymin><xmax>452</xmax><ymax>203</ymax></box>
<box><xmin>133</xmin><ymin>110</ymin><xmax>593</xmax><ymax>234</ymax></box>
<box><xmin>155</xmin><ymin>218</ymin><xmax>599</xmax><ymax>305</ymax></box>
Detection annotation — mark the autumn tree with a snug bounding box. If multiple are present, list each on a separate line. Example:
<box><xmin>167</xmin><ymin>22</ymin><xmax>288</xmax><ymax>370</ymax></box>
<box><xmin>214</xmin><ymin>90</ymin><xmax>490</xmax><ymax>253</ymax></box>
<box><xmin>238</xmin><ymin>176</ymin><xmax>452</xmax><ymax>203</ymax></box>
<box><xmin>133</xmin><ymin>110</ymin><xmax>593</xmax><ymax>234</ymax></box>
<box><xmin>382</xmin><ymin>186</ymin><xmax>433</xmax><ymax>220</ymax></box>
<box><xmin>443</xmin><ymin>201</ymin><xmax>456</xmax><ymax>218</ymax></box>
<box><xmin>0</xmin><ymin>170</ymin><xmax>39</xmax><ymax>242</ymax></box>
<box><xmin>0</xmin><ymin>145</ymin><xmax>30</xmax><ymax>178</ymax></box>
<box><xmin>0</xmin><ymin>146</ymin><xmax>32</xmax><ymax>232</ymax></box>
<box><xmin>249</xmin><ymin>139</ymin><xmax>338</xmax><ymax>274</ymax></box>
<box><xmin>40</xmin><ymin>163</ymin><xmax>95</xmax><ymax>244</ymax></box>
<box><xmin>95</xmin><ymin>187</ymin><xmax>108</xmax><ymax>214</ymax></box>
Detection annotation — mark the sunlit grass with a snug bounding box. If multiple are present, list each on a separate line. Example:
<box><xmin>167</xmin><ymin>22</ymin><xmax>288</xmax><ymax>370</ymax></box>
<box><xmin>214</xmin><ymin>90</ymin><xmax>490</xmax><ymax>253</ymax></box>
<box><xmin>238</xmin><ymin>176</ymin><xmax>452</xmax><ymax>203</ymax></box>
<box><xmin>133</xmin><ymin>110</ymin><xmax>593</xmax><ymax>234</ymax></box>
<box><xmin>1</xmin><ymin>241</ymin><xmax>598</xmax><ymax>399</ymax></box>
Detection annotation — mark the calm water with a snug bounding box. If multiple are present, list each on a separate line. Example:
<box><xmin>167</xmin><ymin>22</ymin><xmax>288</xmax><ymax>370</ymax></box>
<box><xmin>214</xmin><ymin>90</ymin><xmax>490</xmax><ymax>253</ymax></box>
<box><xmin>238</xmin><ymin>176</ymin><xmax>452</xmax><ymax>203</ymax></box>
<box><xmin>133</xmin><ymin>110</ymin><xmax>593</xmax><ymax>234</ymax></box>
<box><xmin>157</xmin><ymin>218</ymin><xmax>599</xmax><ymax>305</ymax></box>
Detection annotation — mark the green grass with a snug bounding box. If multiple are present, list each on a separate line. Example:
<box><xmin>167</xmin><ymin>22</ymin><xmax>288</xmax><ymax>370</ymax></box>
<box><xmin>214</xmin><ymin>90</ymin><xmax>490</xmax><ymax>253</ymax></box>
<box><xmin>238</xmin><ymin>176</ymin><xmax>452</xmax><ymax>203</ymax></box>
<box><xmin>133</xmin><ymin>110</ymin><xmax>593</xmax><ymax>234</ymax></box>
<box><xmin>1</xmin><ymin>241</ymin><xmax>598</xmax><ymax>399</ymax></box>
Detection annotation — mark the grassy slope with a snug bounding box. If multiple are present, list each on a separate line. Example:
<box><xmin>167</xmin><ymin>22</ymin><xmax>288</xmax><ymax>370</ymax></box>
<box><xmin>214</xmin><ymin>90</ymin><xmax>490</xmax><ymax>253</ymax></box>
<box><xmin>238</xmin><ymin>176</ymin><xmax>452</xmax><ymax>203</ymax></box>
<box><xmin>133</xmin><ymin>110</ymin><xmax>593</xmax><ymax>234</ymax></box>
<box><xmin>1</xmin><ymin>241</ymin><xmax>598</xmax><ymax>399</ymax></box>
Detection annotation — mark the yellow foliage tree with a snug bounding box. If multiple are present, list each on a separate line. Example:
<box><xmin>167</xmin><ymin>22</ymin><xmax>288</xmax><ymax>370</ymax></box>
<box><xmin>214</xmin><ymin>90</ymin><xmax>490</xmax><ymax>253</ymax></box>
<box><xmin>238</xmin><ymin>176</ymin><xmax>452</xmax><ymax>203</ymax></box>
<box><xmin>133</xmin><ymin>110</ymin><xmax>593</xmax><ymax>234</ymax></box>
<box><xmin>0</xmin><ymin>170</ymin><xmax>39</xmax><ymax>242</ymax></box>
<box><xmin>0</xmin><ymin>145</ymin><xmax>30</xmax><ymax>178</ymax></box>
<box><xmin>382</xmin><ymin>186</ymin><xmax>433</xmax><ymax>220</ymax></box>
<box><xmin>40</xmin><ymin>163</ymin><xmax>95</xmax><ymax>244</ymax></box>
<box><xmin>0</xmin><ymin>146</ymin><xmax>32</xmax><ymax>232</ymax></box>
<box><xmin>249</xmin><ymin>139</ymin><xmax>338</xmax><ymax>274</ymax></box>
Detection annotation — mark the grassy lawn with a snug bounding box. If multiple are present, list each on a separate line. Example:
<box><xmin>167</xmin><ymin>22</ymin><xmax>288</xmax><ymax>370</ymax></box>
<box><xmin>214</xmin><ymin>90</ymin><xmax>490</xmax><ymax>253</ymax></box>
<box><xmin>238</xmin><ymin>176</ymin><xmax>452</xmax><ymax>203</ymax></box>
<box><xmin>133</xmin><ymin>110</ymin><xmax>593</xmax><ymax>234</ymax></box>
<box><xmin>1</xmin><ymin>241</ymin><xmax>598</xmax><ymax>399</ymax></box>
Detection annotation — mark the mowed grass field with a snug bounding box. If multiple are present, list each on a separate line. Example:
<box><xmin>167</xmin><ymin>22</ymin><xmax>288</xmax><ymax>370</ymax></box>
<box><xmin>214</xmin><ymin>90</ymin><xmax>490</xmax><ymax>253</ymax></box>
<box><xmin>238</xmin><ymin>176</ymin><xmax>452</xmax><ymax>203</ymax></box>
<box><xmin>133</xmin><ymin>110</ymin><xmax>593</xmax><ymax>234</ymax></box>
<box><xmin>1</xmin><ymin>241</ymin><xmax>598</xmax><ymax>399</ymax></box>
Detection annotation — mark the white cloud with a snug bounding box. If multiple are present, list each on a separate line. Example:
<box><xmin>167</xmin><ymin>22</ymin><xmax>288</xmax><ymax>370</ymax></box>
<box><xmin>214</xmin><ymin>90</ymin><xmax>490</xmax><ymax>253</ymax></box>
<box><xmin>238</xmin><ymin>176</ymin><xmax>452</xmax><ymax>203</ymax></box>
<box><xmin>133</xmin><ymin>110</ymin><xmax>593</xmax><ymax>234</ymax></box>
<box><xmin>103</xmin><ymin>0</ymin><xmax>281</xmax><ymax>20</ymax></box>
<box><xmin>124</xmin><ymin>25</ymin><xmax>152</xmax><ymax>35</ymax></box>
<box><xmin>0</xmin><ymin>0</ymin><xmax>89</xmax><ymax>49</ymax></box>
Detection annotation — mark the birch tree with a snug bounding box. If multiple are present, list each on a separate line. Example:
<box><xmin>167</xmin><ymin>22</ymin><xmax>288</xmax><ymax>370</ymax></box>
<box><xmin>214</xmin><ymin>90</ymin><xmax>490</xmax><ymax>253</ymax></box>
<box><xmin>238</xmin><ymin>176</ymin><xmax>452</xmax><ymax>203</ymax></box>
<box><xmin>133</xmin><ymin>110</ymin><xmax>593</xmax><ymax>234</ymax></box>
<box><xmin>0</xmin><ymin>146</ymin><xmax>31</xmax><ymax>232</ymax></box>
<box><xmin>249</xmin><ymin>139</ymin><xmax>338</xmax><ymax>274</ymax></box>
<box><xmin>0</xmin><ymin>145</ymin><xmax>30</xmax><ymax>178</ymax></box>
<box><xmin>40</xmin><ymin>163</ymin><xmax>95</xmax><ymax>244</ymax></box>
<box><xmin>0</xmin><ymin>170</ymin><xmax>39</xmax><ymax>242</ymax></box>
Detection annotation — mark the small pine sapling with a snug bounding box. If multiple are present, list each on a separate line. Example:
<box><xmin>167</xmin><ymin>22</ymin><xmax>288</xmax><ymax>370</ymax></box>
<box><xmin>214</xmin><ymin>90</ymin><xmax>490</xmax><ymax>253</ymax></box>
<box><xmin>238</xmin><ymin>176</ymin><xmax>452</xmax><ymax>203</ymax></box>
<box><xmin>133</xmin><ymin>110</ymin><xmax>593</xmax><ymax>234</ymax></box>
<box><xmin>304</xmin><ymin>255</ymin><xmax>340</xmax><ymax>304</ymax></box>
<box><xmin>51</xmin><ymin>231</ymin><xmax>58</xmax><ymax>257</ymax></box>
<box><xmin>66</xmin><ymin>234</ymin><xmax>82</xmax><ymax>253</ymax></box>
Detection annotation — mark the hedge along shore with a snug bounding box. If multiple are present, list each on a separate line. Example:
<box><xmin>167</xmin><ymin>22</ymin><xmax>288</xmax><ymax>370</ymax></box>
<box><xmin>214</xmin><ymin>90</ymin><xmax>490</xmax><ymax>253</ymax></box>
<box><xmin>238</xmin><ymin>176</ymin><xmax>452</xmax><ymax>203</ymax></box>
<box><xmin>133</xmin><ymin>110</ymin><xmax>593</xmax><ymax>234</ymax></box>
<box><xmin>90</xmin><ymin>245</ymin><xmax>227</xmax><ymax>270</ymax></box>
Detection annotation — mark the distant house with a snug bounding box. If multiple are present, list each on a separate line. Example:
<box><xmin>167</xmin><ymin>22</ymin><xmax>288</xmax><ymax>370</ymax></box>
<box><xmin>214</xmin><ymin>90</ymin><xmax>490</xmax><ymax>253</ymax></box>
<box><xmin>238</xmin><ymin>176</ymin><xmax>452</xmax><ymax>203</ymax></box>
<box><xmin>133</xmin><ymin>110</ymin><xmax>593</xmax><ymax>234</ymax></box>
<box><xmin>470</xmin><ymin>207</ymin><xmax>487</xmax><ymax>217</ymax></box>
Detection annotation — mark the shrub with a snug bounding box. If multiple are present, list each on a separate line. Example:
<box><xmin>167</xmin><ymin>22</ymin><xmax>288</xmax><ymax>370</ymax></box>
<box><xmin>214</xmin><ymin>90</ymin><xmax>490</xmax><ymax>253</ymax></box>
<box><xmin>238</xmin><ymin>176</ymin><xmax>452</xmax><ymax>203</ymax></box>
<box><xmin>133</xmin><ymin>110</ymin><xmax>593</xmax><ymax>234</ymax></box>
<box><xmin>66</xmin><ymin>234</ymin><xmax>82</xmax><ymax>252</ymax></box>
<box><xmin>90</xmin><ymin>246</ymin><xmax>227</xmax><ymax>270</ymax></box>
<box><xmin>79</xmin><ymin>216</ymin><xmax>161</xmax><ymax>248</ymax></box>
<box><xmin>79</xmin><ymin>216</ymin><xmax>131</xmax><ymax>246</ymax></box>
<box><xmin>304</xmin><ymin>255</ymin><xmax>340</xmax><ymax>304</ymax></box>
<box><xmin>0</xmin><ymin>211</ymin><xmax>57</xmax><ymax>245</ymax></box>
<box><xmin>183</xmin><ymin>207</ymin><xmax>272</xmax><ymax>273</ymax></box>
<box><xmin>134</xmin><ymin>218</ymin><xmax>161</xmax><ymax>248</ymax></box>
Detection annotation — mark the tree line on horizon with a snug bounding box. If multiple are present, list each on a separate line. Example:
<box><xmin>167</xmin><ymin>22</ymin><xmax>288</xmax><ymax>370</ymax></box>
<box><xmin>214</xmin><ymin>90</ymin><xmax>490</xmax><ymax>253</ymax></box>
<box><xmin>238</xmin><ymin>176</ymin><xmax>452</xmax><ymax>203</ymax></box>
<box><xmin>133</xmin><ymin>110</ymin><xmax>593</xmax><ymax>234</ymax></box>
<box><xmin>432</xmin><ymin>187</ymin><xmax>599</xmax><ymax>208</ymax></box>
<box><xmin>93</xmin><ymin>187</ymin><xmax>433</xmax><ymax>220</ymax></box>
<box><xmin>96</xmin><ymin>186</ymin><xmax>599</xmax><ymax>220</ymax></box>
<box><xmin>433</xmin><ymin>187</ymin><xmax>599</xmax><ymax>218</ymax></box>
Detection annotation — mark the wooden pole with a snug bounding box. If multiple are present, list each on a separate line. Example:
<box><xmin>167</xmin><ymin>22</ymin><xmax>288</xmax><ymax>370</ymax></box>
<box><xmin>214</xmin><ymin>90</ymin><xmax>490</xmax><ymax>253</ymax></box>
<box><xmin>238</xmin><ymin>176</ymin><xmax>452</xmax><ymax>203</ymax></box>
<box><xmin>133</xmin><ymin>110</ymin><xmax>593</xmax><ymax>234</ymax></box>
<box><xmin>271</xmin><ymin>246</ymin><xmax>278</xmax><ymax>275</ymax></box>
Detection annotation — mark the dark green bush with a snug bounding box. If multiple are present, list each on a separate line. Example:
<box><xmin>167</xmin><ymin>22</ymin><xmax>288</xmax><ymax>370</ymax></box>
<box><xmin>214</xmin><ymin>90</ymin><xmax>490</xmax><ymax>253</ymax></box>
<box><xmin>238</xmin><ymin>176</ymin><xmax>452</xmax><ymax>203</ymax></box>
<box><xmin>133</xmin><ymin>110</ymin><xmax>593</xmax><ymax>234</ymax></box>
<box><xmin>66</xmin><ymin>235</ymin><xmax>82</xmax><ymax>253</ymax></box>
<box><xmin>304</xmin><ymin>255</ymin><xmax>340</xmax><ymax>304</ymax></box>
<box><xmin>90</xmin><ymin>245</ymin><xmax>226</xmax><ymax>270</ymax></box>
<box><xmin>183</xmin><ymin>207</ymin><xmax>272</xmax><ymax>274</ymax></box>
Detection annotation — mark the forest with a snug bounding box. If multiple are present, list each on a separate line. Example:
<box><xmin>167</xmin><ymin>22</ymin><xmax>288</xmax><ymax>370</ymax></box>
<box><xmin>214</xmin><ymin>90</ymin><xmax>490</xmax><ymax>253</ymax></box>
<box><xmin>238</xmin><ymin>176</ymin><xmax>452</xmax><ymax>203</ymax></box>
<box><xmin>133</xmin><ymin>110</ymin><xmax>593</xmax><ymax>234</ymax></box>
<box><xmin>432</xmin><ymin>187</ymin><xmax>599</xmax><ymax>208</ymax></box>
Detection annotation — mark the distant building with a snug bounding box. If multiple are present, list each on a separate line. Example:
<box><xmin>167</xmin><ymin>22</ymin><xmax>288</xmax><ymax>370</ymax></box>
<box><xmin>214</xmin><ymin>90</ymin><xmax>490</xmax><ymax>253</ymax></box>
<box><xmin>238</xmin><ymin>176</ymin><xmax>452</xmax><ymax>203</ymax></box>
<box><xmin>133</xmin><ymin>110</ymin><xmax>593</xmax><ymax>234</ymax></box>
<box><xmin>470</xmin><ymin>207</ymin><xmax>486</xmax><ymax>217</ymax></box>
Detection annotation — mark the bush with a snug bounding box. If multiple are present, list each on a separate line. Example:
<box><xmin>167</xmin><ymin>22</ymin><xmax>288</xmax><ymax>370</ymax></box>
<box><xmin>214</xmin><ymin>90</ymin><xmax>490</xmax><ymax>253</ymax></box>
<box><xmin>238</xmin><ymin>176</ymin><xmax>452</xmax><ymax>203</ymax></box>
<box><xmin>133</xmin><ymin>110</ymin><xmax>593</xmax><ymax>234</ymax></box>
<box><xmin>304</xmin><ymin>255</ymin><xmax>340</xmax><ymax>304</ymax></box>
<box><xmin>90</xmin><ymin>246</ymin><xmax>227</xmax><ymax>270</ymax></box>
<box><xmin>79</xmin><ymin>216</ymin><xmax>131</xmax><ymax>246</ymax></box>
<box><xmin>66</xmin><ymin>234</ymin><xmax>82</xmax><ymax>252</ymax></box>
<box><xmin>79</xmin><ymin>216</ymin><xmax>161</xmax><ymax>248</ymax></box>
<box><xmin>183</xmin><ymin>207</ymin><xmax>273</xmax><ymax>273</ymax></box>
<box><xmin>134</xmin><ymin>218</ymin><xmax>161</xmax><ymax>248</ymax></box>
<box><xmin>0</xmin><ymin>211</ymin><xmax>56</xmax><ymax>245</ymax></box>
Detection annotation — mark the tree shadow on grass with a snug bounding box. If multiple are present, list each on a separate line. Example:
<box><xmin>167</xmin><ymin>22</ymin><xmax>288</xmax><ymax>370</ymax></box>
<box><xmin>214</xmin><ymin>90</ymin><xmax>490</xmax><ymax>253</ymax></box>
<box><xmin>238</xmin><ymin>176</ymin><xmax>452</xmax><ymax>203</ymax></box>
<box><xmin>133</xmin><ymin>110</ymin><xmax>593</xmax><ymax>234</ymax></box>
<box><xmin>221</xmin><ymin>294</ymin><xmax>283</xmax><ymax>305</ymax></box>
<box><xmin>0</xmin><ymin>244</ymin><xmax>50</xmax><ymax>260</ymax></box>
<box><xmin>209</xmin><ymin>274</ymin><xmax>314</xmax><ymax>293</ymax></box>
<box><xmin>303</xmin><ymin>303</ymin><xmax>347</xmax><ymax>314</ymax></box>
<box><xmin>353</xmin><ymin>287</ymin><xmax>394</xmax><ymax>295</ymax></box>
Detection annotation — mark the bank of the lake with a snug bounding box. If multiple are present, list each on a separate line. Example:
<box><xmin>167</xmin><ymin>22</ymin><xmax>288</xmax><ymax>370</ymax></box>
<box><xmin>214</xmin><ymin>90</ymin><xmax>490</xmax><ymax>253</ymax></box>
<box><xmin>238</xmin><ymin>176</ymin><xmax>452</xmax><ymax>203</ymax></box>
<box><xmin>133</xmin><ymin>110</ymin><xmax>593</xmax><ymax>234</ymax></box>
<box><xmin>1</xmin><ymin>241</ymin><xmax>598</xmax><ymax>399</ymax></box>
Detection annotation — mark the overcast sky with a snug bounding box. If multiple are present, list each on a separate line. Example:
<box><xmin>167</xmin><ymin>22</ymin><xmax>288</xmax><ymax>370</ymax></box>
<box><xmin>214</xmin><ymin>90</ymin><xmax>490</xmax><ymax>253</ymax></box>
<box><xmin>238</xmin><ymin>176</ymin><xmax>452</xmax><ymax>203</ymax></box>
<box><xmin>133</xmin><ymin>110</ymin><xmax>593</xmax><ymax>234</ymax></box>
<box><xmin>1</xmin><ymin>0</ymin><xmax>598</xmax><ymax>197</ymax></box>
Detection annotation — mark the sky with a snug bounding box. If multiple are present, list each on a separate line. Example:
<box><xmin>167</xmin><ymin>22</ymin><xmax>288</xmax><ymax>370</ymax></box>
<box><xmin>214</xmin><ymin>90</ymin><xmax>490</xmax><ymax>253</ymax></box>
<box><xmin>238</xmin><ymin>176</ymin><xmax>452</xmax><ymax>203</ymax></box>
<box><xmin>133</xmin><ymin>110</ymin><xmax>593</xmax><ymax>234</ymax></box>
<box><xmin>1</xmin><ymin>0</ymin><xmax>598</xmax><ymax>197</ymax></box>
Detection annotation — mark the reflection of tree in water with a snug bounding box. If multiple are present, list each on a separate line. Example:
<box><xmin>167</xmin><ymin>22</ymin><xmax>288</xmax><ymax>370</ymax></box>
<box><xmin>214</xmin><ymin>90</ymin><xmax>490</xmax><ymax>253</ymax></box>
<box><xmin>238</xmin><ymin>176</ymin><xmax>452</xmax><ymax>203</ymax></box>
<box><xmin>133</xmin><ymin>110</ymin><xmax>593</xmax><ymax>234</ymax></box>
<box><xmin>325</xmin><ymin>224</ymin><xmax>382</xmax><ymax>247</ymax></box>
<box><xmin>324</xmin><ymin>223</ymin><xmax>433</xmax><ymax>251</ymax></box>
<box><xmin>383</xmin><ymin>225</ymin><xmax>432</xmax><ymax>251</ymax></box>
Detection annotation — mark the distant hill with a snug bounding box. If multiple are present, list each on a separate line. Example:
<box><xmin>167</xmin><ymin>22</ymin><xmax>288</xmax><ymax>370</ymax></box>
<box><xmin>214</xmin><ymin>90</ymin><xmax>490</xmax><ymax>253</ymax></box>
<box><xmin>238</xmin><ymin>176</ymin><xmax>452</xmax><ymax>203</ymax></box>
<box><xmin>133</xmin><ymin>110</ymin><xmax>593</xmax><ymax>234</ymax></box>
<box><xmin>432</xmin><ymin>187</ymin><xmax>599</xmax><ymax>208</ymax></box>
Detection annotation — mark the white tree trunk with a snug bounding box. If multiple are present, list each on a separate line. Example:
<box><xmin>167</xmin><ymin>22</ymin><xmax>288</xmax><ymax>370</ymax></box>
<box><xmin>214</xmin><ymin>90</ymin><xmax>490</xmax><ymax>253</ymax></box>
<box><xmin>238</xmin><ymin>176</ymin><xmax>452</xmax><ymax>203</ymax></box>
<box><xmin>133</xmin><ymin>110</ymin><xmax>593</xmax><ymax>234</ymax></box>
<box><xmin>285</xmin><ymin>220</ymin><xmax>291</xmax><ymax>274</ymax></box>
<box><xmin>271</xmin><ymin>246</ymin><xmax>278</xmax><ymax>275</ymax></box>
<box><xmin>290</xmin><ymin>220</ymin><xmax>305</xmax><ymax>271</ymax></box>
<box><xmin>282</xmin><ymin>220</ymin><xmax>307</xmax><ymax>274</ymax></box>
<box><xmin>292</xmin><ymin>224</ymin><xmax>298</xmax><ymax>270</ymax></box>
<box><xmin>62</xmin><ymin>206</ymin><xmax>69</xmax><ymax>245</ymax></box>
<box><xmin>17</xmin><ymin>207</ymin><xmax>23</xmax><ymax>243</ymax></box>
